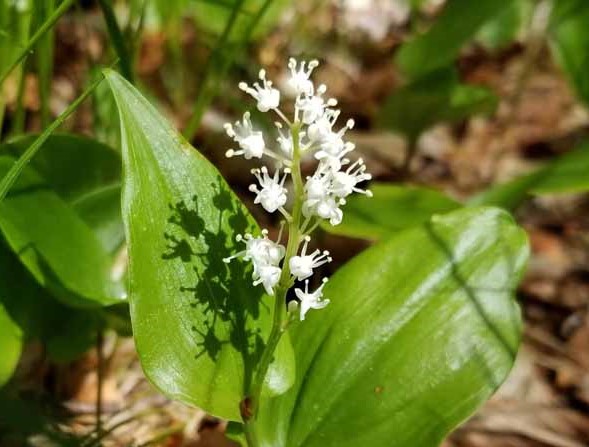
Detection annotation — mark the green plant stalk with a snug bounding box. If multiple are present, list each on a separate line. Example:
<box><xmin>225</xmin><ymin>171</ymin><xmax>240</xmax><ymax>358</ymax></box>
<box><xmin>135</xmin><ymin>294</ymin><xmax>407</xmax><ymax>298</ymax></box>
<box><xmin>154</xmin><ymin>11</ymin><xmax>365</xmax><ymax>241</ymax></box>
<box><xmin>0</xmin><ymin>0</ymin><xmax>74</xmax><ymax>87</ymax></box>
<box><xmin>98</xmin><ymin>0</ymin><xmax>134</xmax><ymax>83</ymax></box>
<box><xmin>243</xmin><ymin>123</ymin><xmax>303</xmax><ymax>446</ymax></box>
<box><xmin>96</xmin><ymin>330</ymin><xmax>104</xmax><ymax>433</ymax></box>
<box><xmin>13</xmin><ymin>62</ymin><xmax>27</xmax><ymax>135</ymax></box>
<box><xmin>183</xmin><ymin>0</ymin><xmax>274</xmax><ymax>140</ymax></box>
<box><xmin>0</xmin><ymin>73</ymin><xmax>105</xmax><ymax>202</ymax></box>
<box><xmin>37</xmin><ymin>0</ymin><xmax>56</xmax><ymax>127</ymax></box>
<box><xmin>183</xmin><ymin>0</ymin><xmax>246</xmax><ymax>139</ymax></box>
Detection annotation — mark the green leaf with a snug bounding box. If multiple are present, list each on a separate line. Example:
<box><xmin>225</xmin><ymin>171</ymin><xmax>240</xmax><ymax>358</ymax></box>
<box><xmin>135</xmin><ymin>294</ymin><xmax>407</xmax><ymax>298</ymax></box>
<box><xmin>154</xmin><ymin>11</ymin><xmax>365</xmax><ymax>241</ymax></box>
<box><xmin>0</xmin><ymin>302</ymin><xmax>22</xmax><ymax>388</ymax></box>
<box><xmin>0</xmin><ymin>157</ymin><xmax>125</xmax><ymax>307</ymax></box>
<box><xmin>323</xmin><ymin>183</ymin><xmax>461</xmax><ymax>240</ymax></box>
<box><xmin>549</xmin><ymin>0</ymin><xmax>589</xmax><ymax>106</ymax></box>
<box><xmin>380</xmin><ymin>68</ymin><xmax>498</xmax><ymax>140</ymax></box>
<box><xmin>1</xmin><ymin>133</ymin><xmax>124</xmax><ymax>253</ymax></box>
<box><xmin>476</xmin><ymin>0</ymin><xmax>530</xmax><ymax>50</ymax></box>
<box><xmin>396</xmin><ymin>0</ymin><xmax>514</xmax><ymax>79</ymax></box>
<box><xmin>258</xmin><ymin>207</ymin><xmax>527</xmax><ymax>447</ymax></box>
<box><xmin>470</xmin><ymin>143</ymin><xmax>589</xmax><ymax>209</ymax></box>
<box><xmin>0</xmin><ymin>242</ymin><xmax>102</xmax><ymax>363</ymax></box>
<box><xmin>105</xmin><ymin>69</ymin><xmax>294</xmax><ymax>421</ymax></box>
<box><xmin>189</xmin><ymin>0</ymin><xmax>288</xmax><ymax>42</ymax></box>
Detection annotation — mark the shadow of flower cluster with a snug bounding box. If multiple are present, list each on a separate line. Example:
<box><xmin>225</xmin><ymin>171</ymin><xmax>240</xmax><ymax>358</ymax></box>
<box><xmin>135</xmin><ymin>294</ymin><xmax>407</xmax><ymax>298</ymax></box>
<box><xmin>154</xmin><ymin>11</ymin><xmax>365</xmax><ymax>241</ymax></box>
<box><xmin>161</xmin><ymin>176</ymin><xmax>266</xmax><ymax>391</ymax></box>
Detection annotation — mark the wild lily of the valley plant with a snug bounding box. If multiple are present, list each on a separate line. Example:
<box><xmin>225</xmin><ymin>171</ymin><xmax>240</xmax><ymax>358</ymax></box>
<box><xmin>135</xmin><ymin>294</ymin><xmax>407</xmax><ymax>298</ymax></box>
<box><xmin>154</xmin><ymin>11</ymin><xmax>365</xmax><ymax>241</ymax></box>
<box><xmin>222</xmin><ymin>59</ymin><xmax>372</xmax><ymax>421</ymax></box>
<box><xmin>90</xmin><ymin>54</ymin><xmax>528</xmax><ymax>446</ymax></box>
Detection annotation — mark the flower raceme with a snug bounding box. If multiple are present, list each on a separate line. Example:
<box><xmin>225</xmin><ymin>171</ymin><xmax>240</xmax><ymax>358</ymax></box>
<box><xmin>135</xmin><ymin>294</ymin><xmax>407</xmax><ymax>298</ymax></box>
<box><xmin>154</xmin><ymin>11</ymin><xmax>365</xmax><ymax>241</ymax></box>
<box><xmin>223</xmin><ymin>58</ymin><xmax>372</xmax><ymax>321</ymax></box>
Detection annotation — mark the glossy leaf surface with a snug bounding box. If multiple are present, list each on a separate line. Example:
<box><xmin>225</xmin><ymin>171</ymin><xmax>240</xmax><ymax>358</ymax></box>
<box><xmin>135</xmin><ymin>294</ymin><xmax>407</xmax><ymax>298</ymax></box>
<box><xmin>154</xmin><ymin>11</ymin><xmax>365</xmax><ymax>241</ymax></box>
<box><xmin>1</xmin><ymin>134</ymin><xmax>124</xmax><ymax>253</ymax></box>
<box><xmin>0</xmin><ymin>157</ymin><xmax>124</xmax><ymax>307</ymax></box>
<box><xmin>105</xmin><ymin>70</ymin><xmax>294</xmax><ymax>421</ymax></box>
<box><xmin>258</xmin><ymin>207</ymin><xmax>527</xmax><ymax>447</ymax></box>
<box><xmin>323</xmin><ymin>183</ymin><xmax>460</xmax><ymax>240</ymax></box>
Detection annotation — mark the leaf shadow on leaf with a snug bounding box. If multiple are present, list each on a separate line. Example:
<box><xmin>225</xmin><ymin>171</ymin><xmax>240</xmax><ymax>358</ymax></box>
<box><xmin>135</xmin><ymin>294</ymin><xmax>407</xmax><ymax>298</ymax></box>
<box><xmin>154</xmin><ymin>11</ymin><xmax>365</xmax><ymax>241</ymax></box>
<box><xmin>160</xmin><ymin>175</ymin><xmax>266</xmax><ymax>392</ymax></box>
<box><xmin>423</xmin><ymin>218</ymin><xmax>521</xmax><ymax>363</ymax></box>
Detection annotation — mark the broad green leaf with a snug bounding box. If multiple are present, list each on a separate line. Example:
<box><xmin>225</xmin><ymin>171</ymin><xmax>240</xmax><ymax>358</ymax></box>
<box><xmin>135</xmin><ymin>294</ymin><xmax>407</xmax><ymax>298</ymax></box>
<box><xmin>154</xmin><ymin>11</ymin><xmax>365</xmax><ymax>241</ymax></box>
<box><xmin>323</xmin><ymin>183</ymin><xmax>461</xmax><ymax>240</ymax></box>
<box><xmin>0</xmin><ymin>157</ymin><xmax>125</xmax><ymax>307</ymax></box>
<box><xmin>1</xmin><ymin>134</ymin><xmax>124</xmax><ymax>253</ymax></box>
<box><xmin>105</xmin><ymin>70</ymin><xmax>294</xmax><ymax>421</ymax></box>
<box><xmin>0</xmin><ymin>301</ymin><xmax>22</xmax><ymax>388</ymax></box>
<box><xmin>380</xmin><ymin>68</ymin><xmax>498</xmax><ymax>141</ymax></box>
<box><xmin>0</xmin><ymin>242</ymin><xmax>101</xmax><ymax>362</ymax></box>
<box><xmin>396</xmin><ymin>0</ymin><xmax>514</xmax><ymax>79</ymax></box>
<box><xmin>549</xmin><ymin>0</ymin><xmax>589</xmax><ymax>106</ymax></box>
<box><xmin>470</xmin><ymin>144</ymin><xmax>589</xmax><ymax>209</ymax></box>
<box><xmin>258</xmin><ymin>207</ymin><xmax>527</xmax><ymax>447</ymax></box>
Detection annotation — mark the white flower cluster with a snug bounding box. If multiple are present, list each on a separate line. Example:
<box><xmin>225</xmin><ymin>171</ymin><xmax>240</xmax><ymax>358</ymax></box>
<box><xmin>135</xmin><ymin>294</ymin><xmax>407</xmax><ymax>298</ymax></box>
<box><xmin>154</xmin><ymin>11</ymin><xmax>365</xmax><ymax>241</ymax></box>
<box><xmin>223</xmin><ymin>58</ymin><xmax>372</xmax><ymax>320</ymax></box>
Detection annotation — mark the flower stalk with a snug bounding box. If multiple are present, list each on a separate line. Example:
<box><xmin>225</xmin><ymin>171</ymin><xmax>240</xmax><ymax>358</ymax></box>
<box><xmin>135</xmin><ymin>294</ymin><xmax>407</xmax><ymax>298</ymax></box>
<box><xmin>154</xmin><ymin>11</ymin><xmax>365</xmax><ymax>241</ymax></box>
<box><xmin>224</xmin><ymin>59</ymin><xmax>373</xmax><ymax>446</ymax></box>
<box><xmin>242</xmin><ymin>124</ymin><xmax>302</xmax><ymax>444</ymax></box>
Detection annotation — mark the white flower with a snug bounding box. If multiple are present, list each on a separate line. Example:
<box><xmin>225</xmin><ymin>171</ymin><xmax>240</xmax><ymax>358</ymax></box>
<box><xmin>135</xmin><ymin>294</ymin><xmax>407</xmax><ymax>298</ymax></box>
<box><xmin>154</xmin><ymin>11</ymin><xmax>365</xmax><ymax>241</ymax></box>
<box><xmin>224</xmin><ymin>57</ymin><xmax>373</xmax><ymax>310</ymax></box>
<box><xmin>223</xmin><ymin>230</ymin><xmax>285</xmax><ymax>295</ymax></box>
<box><xmin>253</xmin><ymin>265</ymin><xmax>282</xmax><ymax>296</ymax></box>
<box><xmin>316</xmin><ymin>197</ymin><xmax>344</xmax><ymax>225</ymax></box>
<box><xmin>249</xmin><ymin>167</ymin><xmax>290</xmax><ymax>213</ymax></box>
<box><xmin>224</xmin><ymin>112</ymin><xmax>265</xmax><ymax>159</ymax></box>
<box><xmin>239</xmin><ymin>69</ymin><xmax>280</xmax><ymax>112</ymax></box>
<box><xmin>314</xmin><ymin>119</ymin><xmax>355</xmax><ymax>160</ymax></box>
<box><xmin>289</xmin><ymin>236</ymin><xmax>332</xmax><ymax>281</ymax></box>
<box><xmin>303</xmin><ymin>195</ymin><xmax>344</xmax><ymax>226</ymax></box>
<box><xmin>295</xmin><ymin>278</ymin><xmax>330</xmax><ymax>321</ymax></box>
<box><xmin>287</xmin><ymin>58</ymin><xmax>319</xmax><ymax>96</ymax></box>
<box><xmin>304</xmin><ymin>169</ymin><xmax>331</xmax><ymax>199</ymax></box>
<box><xmin>275</xmin><ymin>122</ymin><xmax>295</xmax><ymax>158</ymax></box>
<box><xmin>295</xmin><ymin>84</ymin><xmax>338</xmax><ymax>125</ymax></box>
<box><xmin>223</xmin><ymin>230</ymin><xmax>285</xmax><ymax>266</ymax></box>
<box><xmin>307</xmin><ymin>109</ymin><xmax>340</xmax><ymax>143</ymax></box>
<box><xmin>330</xmin><ymin>158</ymin><xmax>373</xmax><ymax>198</ymax></box>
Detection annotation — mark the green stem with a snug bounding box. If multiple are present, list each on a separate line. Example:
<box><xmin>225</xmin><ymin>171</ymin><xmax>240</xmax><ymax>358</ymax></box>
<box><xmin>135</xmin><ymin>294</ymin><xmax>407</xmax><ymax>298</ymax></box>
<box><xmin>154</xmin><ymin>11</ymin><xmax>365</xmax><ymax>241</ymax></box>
<box><xmin>401</xmin><ymin>135</ymin><xmax>418</xmax><ymax>178</ymax></box>
<box><xmin>0</xmin><ymin>71</ymin><xmax>105</xmax><ymax>202</ymax></box>
<box><xmin>13</xmin><ymin>59</ymin><xmax>27</xmax><ymax>135</ymax></box>
<box><xmin>98</xmin><ymin>0</ymin><xmax>134</xmax><ymax>83</ymax></box>
<box><xmin>183</xmin><ymin>0</ymin><xmax>245</xmax><ymax>139</ymax></box>
<box><xmin>0</xmin><ymin>0</ymin><xmax>74</xmax><ymax>87</ymax></box>
<box><xmin>96</xmin><ymin>331</ymin><xmax>104</xmax><ymax>433</ymax></box>
<box><xmin>183</xmin><ymin>0</ymin><xmax>275</xmax><ymax>140</ymax></box>
<box><xmin>242</xmin><ymin>123</ymin><xmax>303</xmax><ymax>446</ymax></box>
<box><xmin>36</xmin><ymin>0</ymin><xmax>56</xmax><ymax>127</ymax></box>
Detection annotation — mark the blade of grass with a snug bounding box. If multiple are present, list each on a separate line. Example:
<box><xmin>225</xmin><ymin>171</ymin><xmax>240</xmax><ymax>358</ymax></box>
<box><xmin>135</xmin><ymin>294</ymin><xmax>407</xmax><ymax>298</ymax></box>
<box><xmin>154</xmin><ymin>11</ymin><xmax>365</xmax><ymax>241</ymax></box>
<box><xmin>183</xmin><ymin>0</ymin><xmax>275</xmax><ymax>140</ymax></box>
<box><xmin>97</xmin><ymin>0</ymin><xmax>134</xmax><ymax>83</ymax></box>
<box><xmin>13</xmin><ymin>59</ymin><xmax>28</xmax><ymax>135</ymax></box>
<box><xmin>182</xmin><ymin>0</ymin><xmax>246</xmax><ymax>139</ymax></box>
<box><xmin>0</xmin><ymin>0</ymin><xmax>74</xmax><ymax>88</ymax></box>
<box><xmin>36</xmin><ymin>0</ymin><xmax>56</xmax><ymax>127</ymax></box>
<box><xmin>0</xmin><ymin>72</ymin><xmax>107</xmax><ymax>202</ymax></box>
